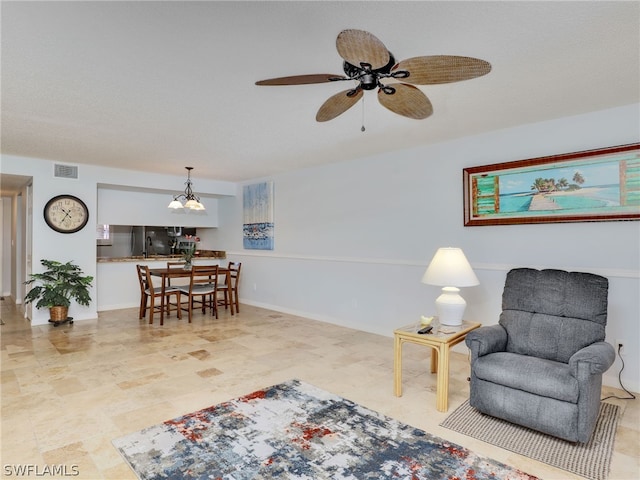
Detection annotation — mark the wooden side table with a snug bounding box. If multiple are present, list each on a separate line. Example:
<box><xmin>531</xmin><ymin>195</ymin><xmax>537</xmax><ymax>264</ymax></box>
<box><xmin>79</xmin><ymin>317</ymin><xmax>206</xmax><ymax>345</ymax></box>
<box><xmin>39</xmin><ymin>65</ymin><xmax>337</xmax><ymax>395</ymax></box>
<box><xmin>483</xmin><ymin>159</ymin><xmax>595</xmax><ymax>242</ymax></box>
<box><xmin>394</xmin><ymin>320</ymin><xmax>481</xmax><ymax>412</ymax></box>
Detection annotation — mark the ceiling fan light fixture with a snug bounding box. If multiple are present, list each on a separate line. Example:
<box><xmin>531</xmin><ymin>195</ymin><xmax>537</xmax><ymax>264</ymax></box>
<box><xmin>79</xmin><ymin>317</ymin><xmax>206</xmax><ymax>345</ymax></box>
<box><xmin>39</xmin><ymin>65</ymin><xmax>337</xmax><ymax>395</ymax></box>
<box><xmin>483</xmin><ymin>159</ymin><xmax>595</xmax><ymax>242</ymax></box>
<box><xmin>168</xmin><ymin>167</ymin><xmax>206</xmax><ymax>212</ymax></box>
<box><xmin>255</xmin><ymin>29</ymin><xmax>491</xmax><ymax>123</ymax></box>
<box><xmin>360</xmin><ymin>73</ymin><xmax>378</xmax><ymax>90</ymax></box>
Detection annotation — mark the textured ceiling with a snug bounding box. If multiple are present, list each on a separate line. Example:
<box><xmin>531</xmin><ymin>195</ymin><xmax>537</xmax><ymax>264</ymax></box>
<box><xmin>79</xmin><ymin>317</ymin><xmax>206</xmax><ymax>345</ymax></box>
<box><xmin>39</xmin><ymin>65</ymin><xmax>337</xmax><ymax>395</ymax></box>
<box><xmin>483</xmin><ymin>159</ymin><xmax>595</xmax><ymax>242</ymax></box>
<box><xmin>2</xmin><ymin>1</ymin><xmax>639</xmax><ymax>184</ymax></box>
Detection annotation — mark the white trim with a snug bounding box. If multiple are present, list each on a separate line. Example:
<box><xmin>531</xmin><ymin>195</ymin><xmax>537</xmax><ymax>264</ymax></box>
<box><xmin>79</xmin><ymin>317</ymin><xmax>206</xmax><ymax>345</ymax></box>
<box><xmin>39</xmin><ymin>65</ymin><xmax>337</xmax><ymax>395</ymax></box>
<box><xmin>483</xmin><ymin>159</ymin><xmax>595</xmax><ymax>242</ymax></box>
<box><xmin>238</xmin><ymin>298</ymin><xmax>395</xmax><ymax>338</ymax></box>
<box><xmin>97</xmin><ymin>302</ymin><xmax>138</xmax><ymax>312</ymax></box>
<box><xmin>471</xmin><ymin>263</ymin><xmax>639</xmax><ymax>279</ymax></box>
<box><xmin>227</xmin><ymin>250</ymin><xmax>418</xmax><ymax>266</ymax></box>
<box><xmin>226</xmin><ymin>251</ymin><xmax>639</xmax><ymax>279</ymax></box>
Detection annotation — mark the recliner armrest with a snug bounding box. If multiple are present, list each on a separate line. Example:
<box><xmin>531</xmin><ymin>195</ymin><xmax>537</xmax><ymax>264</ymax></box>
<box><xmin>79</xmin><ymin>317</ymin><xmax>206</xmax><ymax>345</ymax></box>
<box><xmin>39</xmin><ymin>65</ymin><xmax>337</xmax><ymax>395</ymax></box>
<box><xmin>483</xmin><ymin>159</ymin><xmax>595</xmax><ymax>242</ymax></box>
<box><xmin>568</xmin><ymin>342</ymin><xmax>616</xmax><ymax>376</ymax></box>
<box><xmin>465</xmin><ymin>324</ymin><xmax>507</xmax><ymax>358</ymax></box>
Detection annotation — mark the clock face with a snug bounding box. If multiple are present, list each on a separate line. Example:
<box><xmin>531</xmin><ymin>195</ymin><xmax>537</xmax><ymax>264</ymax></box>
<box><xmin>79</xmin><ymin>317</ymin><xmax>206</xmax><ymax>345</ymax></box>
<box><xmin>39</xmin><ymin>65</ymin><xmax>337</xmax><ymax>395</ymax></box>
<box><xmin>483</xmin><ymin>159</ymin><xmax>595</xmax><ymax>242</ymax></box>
<box><xmin>44</xmin><ymin>195</ymin><xmax>89</xmax><ymax>233</ymax></box>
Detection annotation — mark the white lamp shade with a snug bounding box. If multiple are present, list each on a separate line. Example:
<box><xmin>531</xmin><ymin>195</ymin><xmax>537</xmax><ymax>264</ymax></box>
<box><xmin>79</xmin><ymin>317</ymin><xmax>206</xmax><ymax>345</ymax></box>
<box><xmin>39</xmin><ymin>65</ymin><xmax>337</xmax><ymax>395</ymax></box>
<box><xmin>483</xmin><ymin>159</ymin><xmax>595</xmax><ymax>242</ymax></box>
<box><xmin>168</xmin><ymin>168</ymin><xmax>206</xmax><ymax>212</ymax></box>
<box><xmin>184</xmin><ymin>199</ymin><xmax>200</xmax><ymax>209</ymax></box>
<box><xmin>421</xmin><ymin>247</ymin><xmax>479</xmax><ymax>287</ymax></box>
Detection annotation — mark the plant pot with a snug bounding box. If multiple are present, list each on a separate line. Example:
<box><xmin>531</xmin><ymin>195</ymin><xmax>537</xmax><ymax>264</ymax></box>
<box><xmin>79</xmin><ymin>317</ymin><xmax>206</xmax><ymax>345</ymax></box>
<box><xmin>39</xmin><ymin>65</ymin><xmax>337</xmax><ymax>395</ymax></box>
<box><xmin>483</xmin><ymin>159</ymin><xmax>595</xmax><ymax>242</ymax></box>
<box><xmin>50</xmin><ymin>306</ymin><xmax>69</xmax><ymax>322</ymax></box>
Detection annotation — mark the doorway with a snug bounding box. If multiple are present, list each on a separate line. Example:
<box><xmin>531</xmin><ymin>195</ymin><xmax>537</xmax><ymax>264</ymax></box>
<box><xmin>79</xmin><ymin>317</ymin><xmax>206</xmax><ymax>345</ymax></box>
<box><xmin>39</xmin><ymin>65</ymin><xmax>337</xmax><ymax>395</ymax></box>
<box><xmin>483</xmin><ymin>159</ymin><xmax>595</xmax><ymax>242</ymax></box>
<box><xmin>0</xmin><ymin>174</ymin><xmax>33</xmax><ymax>313</ymax></box>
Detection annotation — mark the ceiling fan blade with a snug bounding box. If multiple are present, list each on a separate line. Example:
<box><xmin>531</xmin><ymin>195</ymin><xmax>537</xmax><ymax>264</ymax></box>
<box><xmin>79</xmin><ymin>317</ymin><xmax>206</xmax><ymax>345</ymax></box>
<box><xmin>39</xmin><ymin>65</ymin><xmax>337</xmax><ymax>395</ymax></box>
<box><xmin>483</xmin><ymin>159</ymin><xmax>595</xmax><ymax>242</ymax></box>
<box><xmin>256</xmin><ymin>74</ymin><xmax>346</xmax><ymax>86</ymax></box>
<box><xmin>393</xmin><ymin>56</ymin><xmax>491</xmax><ymax>85</ymax></box>
<box><xmin>377</xmin><ymin>83</ymin><xmax>433</xmax><ymax>120</ymax></box>
<box><xmin>316</xmin><ymin>88</ymin><xmax>363</xmax><ymax>122</ymax></box>
<box><xmin>336</xmin><ymin>29</ymin><xmax>390</xmax><ymax>70</ymax></box>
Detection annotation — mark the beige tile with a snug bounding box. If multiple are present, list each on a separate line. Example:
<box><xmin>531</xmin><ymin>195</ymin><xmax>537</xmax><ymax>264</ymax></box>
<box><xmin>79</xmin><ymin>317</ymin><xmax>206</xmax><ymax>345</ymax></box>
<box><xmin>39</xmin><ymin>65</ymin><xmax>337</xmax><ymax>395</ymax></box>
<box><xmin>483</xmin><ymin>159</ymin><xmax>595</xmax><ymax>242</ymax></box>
<box><xmin>111</xmin><ymin>401</ymin><xmax>177</xmax><ymax>434</ymax></box>
<box><xmin>117</xmin><ymin>372</ymin><xmax>169</xmax><ymax>390</ymax></box>
<box><xmin>196</xmin><ymin>366</ymin><xmax>223</xmax><ymax>378</ymax></box>
<box><xmin>42</xmin><ymin>441</ymin><xmax>102</xmax><ymax>479</ymax></box>
<box><xmin>49</xmin><ymin>377</ymin><xmax>87</xmax><ymax>396</ymax></box>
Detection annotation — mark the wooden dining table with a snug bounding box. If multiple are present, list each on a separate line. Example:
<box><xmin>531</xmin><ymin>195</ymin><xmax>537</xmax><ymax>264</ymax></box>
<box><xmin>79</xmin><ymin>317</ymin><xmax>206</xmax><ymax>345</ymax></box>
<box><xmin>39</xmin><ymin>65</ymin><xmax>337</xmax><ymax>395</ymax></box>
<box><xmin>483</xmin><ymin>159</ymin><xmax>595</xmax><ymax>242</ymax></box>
<box><xmin>149</xmin><ymin>266</ymin><xmax>233</xmax><ymax>324</ymax></box>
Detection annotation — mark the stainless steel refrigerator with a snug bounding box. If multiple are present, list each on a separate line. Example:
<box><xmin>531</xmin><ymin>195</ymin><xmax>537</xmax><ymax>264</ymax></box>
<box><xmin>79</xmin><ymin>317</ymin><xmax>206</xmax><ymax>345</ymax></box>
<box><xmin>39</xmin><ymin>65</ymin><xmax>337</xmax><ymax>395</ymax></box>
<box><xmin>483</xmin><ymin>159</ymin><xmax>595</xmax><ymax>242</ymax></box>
<box><xmin>130</xmin><ymin>226</ymin><xmax>172</xmax><ymax>256</ymax></box>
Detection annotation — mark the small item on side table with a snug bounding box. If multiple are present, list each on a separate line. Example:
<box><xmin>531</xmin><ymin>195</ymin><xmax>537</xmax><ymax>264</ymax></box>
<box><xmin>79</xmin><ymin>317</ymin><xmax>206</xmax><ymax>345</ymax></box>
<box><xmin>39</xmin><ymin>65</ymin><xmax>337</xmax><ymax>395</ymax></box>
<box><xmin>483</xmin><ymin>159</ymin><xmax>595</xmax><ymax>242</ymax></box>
<box><xmin>420</xmin><ymin>315</ymin><xmax>434</xmax><ymax>326</ymax></box>
<box><xmin>417</xmin><ymin>326</ymin><xmax>433</xmax><ymax>334</ymax></box>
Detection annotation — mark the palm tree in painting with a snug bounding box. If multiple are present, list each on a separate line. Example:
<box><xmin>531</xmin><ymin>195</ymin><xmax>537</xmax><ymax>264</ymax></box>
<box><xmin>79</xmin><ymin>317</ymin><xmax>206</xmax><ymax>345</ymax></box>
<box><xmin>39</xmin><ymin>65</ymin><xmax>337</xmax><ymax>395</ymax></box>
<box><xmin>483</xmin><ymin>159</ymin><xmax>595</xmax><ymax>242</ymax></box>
<box><xmin>531</xmin><ymin>178</ymin><xmax>546</xmax><ymax>192</ymax></box>
<box><xmin>573</xmin><ymin>171</ymin><xmax>585</xmax><ymax>185</ymax></box>
<box><xmin>531</xmin><ymin>177</ymin><xmax>556</xmax><ymax>193</ymax></box>
<box><xmin>557</xmin><ymin>177</ymin><xmax>569</xmax><ymax>190</ymax></box>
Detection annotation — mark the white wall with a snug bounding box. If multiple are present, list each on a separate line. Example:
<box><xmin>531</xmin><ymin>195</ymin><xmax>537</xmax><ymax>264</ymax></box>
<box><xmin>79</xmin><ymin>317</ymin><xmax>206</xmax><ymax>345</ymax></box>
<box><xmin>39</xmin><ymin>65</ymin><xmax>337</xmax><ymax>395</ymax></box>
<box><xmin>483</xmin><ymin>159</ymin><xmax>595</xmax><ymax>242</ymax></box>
<box><xmin>206</xmin><ymin>104</ymin><xmax>640</xmax><ymax>392</ymax></box>
<box><xmin>0</xmin><ymin>156</ymin><xmax>236</xmax><ymax>325</ymax></box>
<box><xmin>0</xmin><ymin>195</ymin><xmax>20</xmax><ymax>300</ymax></box>
<box><xmin>0</xmin><ymin>198</ymin><xmax>9</xmax><ymax>297</ymax></box>
<box><xmin>97</xmin><ymin>188</ymin><xmax>219</xmax><ymax>227</ymax></box>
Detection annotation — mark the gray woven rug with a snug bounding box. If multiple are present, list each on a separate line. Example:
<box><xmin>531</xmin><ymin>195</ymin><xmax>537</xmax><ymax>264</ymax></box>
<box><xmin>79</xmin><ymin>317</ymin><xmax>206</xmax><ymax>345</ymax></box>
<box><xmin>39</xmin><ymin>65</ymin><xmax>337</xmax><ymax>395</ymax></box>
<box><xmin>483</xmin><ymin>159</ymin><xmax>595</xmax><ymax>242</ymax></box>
<box><xmin>440</xmin><ymin>400</ymin><xmax>620</xmax><ymax>480</ymax></box>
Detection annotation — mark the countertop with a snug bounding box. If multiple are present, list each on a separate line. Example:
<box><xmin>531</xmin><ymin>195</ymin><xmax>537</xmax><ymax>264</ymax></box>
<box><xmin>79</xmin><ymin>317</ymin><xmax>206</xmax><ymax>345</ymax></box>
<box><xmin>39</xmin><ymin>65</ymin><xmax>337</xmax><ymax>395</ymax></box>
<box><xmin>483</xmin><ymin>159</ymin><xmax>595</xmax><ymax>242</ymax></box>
<box><xmin>97</xmin><ymin>250</ymin><xmax>226</xmax><ymax>263</ymax></box>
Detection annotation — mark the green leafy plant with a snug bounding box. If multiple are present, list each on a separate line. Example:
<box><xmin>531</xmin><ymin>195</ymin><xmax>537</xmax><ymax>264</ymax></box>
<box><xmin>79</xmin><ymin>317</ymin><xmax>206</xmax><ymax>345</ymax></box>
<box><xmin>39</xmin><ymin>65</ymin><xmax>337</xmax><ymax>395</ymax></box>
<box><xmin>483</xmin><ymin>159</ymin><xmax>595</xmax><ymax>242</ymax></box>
<box><xmin>182</xmin><ymin>243</ymin><xmax>196</xmax><ymax>263</ymax></box>
<box><xmin>24</xmin><ymin>259</ymin><xmax>93</xmax><ymax>309</ymax></box>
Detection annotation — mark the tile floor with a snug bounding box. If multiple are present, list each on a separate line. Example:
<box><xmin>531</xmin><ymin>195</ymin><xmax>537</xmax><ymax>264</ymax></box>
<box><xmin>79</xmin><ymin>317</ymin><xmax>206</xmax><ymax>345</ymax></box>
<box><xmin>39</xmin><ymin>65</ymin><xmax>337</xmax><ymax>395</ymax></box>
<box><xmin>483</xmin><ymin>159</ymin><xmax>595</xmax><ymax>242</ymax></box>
<box><xmin>1</xmin><ymin>299</ymin><xmax>638</xmax><ymax>479</ymax></box>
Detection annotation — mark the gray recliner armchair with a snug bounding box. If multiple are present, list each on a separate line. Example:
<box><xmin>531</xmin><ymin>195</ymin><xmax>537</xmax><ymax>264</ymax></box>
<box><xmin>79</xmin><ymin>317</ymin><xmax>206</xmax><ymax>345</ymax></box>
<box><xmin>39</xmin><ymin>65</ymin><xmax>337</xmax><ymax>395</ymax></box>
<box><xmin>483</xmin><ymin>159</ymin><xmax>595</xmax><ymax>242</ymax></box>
<box><xmin>465</xmin><ymin>268</ymin><xmax>615</xmax><ymax>443</ymax></box>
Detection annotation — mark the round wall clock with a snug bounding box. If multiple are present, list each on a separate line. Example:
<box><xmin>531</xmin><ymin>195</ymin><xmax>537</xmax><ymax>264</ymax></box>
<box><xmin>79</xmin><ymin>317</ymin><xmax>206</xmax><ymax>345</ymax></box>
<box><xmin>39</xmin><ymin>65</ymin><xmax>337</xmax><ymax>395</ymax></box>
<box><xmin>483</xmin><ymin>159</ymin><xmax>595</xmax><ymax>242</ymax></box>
<box><xmin>43</xmin><ymin>195</ymin><xmax>89</xmax><ymax>234</ymax></box>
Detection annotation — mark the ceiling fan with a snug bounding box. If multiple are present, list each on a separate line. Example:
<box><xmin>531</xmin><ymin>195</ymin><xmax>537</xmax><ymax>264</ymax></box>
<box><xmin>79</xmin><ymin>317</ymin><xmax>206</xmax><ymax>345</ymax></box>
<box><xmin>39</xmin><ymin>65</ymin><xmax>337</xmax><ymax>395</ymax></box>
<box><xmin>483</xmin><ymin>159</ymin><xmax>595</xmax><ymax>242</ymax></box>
<box><xmin>256</xmin><ymin>29</ymin><xmax>491</xmax><ymax>124</ymax></box>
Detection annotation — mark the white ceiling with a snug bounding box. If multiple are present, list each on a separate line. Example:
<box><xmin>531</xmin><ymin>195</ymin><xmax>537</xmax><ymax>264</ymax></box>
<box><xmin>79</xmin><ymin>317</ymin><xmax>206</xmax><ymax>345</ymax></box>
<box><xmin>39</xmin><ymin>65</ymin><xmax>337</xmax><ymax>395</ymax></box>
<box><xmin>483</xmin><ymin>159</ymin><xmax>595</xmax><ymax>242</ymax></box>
<box><xmin>2</xmin><ymin>1</ymin><xmax>639</xmax><ymax>187</ymax></box>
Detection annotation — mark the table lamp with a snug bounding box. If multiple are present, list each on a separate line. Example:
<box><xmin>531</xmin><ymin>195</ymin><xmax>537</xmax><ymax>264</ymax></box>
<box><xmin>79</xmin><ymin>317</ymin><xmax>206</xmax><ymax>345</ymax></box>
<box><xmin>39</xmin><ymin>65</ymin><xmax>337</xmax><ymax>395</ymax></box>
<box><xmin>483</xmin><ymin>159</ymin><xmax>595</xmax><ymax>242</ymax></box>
<box><xmin>421</xmin><ymin>247</ymin><xmax>479</xmax><ymax>326</ymax></box>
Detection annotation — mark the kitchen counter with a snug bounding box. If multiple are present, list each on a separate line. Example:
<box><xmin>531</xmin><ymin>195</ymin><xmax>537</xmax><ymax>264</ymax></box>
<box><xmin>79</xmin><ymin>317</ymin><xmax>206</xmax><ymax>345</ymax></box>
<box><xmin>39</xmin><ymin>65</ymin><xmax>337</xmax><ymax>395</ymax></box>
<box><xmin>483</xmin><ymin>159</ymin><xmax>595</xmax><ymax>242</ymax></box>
<box><xmin>97</xmin><ymin>250</ymin><xmax>226</xmax><ymax>263</ymax></box>
<box><xmin>96</xmin><ymin>252</ymin><xmax>226</xmax><ymax>311</ymax></box>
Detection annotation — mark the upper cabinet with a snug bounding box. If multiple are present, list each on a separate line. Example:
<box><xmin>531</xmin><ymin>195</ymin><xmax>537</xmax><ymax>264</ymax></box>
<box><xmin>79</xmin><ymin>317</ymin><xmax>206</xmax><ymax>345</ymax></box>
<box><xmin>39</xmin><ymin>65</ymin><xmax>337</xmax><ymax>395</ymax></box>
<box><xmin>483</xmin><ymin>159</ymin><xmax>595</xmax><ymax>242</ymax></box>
<box><xmin>97</xmin><ymin>188</ymin><xmax>219</xmax><ymax>227</ymax></box>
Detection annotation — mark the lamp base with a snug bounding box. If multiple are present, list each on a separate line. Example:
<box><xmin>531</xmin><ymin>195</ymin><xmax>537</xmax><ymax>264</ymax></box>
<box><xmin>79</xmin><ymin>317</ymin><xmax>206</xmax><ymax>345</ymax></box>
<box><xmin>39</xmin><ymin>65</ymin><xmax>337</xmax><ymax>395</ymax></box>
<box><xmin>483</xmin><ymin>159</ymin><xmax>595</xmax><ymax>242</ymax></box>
<box><xmin>435</xmin><ymin>286</ymin><xmax>466</xmax><ymax>326</ymax></box>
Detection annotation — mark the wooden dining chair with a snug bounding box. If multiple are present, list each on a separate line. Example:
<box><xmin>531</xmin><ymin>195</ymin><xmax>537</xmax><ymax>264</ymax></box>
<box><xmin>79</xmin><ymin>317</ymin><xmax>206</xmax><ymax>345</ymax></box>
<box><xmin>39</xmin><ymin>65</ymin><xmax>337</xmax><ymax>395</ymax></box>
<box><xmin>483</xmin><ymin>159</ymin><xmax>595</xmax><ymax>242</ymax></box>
<box><xmin>166</xmin><ymin>261</ymin><xmax>189</xmax><ymax>309</ymax></box>
<box><xmin>166</xmin><ymin>261</ymin><xmax>188</xmax><ymax>286</ymax></box>
<box><xmin>178</xmin><ymin>264</ymin><xmax>220</xmax><ymax>322</ymax></box>
<box><xmin>137</xmin><ymin>265</ymin><xmax>182</xmax><ymax>325</ymax></box>
<box><xmin>136</xmin><ymin>264</ymin><xmax>149</xmax><ymax>320</ymax></box>
<box><xmin>217</xmin><ymin>262</ymin><xmax>241</xmax><ymax>314</ymax></box>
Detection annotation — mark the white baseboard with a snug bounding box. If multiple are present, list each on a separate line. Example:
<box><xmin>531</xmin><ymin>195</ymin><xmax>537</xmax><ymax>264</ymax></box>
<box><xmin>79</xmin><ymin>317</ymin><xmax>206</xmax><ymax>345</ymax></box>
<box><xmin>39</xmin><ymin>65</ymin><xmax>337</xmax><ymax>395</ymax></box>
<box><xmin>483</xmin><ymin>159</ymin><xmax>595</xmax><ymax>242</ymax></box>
<box><xmin>97</xmin><ymin>302</ymin><xmax>138</xmax><ymax>312</ymax></box>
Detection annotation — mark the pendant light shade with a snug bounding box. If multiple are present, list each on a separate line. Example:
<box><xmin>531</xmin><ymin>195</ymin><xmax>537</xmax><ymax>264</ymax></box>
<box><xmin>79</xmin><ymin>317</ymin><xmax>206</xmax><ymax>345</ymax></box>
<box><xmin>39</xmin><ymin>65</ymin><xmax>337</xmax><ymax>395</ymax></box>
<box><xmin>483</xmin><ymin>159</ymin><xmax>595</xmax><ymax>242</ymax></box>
<box><xmin>168</xmin><ymin>167</ymin><xmax>205</xmax><ymax>211</ymax></box>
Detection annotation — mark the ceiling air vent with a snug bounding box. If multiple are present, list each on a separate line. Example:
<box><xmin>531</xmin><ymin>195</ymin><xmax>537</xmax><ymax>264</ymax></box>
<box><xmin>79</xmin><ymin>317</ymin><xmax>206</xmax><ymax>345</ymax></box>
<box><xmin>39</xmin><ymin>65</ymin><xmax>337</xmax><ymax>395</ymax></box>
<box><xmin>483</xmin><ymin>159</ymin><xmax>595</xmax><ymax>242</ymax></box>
<box><xmin>54</xmin><ymin>164</ymin><xmax>79</xmax><ymax>179</ymax></box>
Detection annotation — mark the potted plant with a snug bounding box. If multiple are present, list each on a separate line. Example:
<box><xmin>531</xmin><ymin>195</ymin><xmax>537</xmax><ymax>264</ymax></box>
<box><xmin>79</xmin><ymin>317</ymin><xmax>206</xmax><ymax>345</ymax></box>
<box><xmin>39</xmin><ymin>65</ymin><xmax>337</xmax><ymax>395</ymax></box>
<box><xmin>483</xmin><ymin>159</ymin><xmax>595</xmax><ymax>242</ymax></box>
<box><xmin>182</xmin><ymin>243</ymin><xmax>196</xmax><ymax>270</ymax></box>
<box><xmin>24</xmin><ymin>259</ymin><xmax>93</xmax><ymax>322</ymax></box>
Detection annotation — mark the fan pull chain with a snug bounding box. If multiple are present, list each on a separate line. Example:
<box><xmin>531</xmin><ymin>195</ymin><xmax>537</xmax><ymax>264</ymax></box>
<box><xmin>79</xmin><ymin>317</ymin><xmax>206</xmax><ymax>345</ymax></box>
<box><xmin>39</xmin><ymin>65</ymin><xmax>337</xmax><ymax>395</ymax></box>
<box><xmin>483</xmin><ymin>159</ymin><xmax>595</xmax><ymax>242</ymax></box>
<box><xmin>361</xmin><ymin>96</ymin><xmax>366</xmax><ymax>132</ymax></box>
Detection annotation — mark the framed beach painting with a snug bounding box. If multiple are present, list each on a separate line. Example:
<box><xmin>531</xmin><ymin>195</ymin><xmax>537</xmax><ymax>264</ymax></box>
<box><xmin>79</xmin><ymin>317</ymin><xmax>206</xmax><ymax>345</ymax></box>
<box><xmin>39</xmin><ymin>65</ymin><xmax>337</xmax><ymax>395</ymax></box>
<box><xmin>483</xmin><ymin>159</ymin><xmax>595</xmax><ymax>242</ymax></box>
<box><xmin>463</xmin><ymin>143</ymin><xmax>640</xmax><ymax>226</ymax></box>
<box><xmin>243</xmin><ymin>181</ymin><xmax>274</xmax><ymax>249</ymax></box>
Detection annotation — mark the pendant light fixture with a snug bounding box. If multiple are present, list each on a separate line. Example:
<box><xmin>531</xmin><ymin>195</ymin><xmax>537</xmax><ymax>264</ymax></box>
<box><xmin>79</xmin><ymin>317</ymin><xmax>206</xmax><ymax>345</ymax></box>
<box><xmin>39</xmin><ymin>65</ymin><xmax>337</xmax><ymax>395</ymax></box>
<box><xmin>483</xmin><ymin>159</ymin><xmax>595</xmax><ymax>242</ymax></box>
<box><xmin>168</xmin><ymin>167</ymin><xmax>205</xmax><ymax>211</ymax></box>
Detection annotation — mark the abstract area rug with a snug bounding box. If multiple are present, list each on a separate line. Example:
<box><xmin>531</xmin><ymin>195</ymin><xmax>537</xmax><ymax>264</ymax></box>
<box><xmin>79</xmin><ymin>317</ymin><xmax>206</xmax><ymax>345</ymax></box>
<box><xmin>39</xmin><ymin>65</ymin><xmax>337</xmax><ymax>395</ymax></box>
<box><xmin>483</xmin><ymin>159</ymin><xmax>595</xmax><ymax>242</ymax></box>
<box><xmin>440</xmin><ymin>400</ymin><xmax>620</xmax><ymax>480</ymax></box>
<box><xmin>113</xmin><ymin>379</ymin><xmax>538</xmax><ymax>479</ymax></box>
